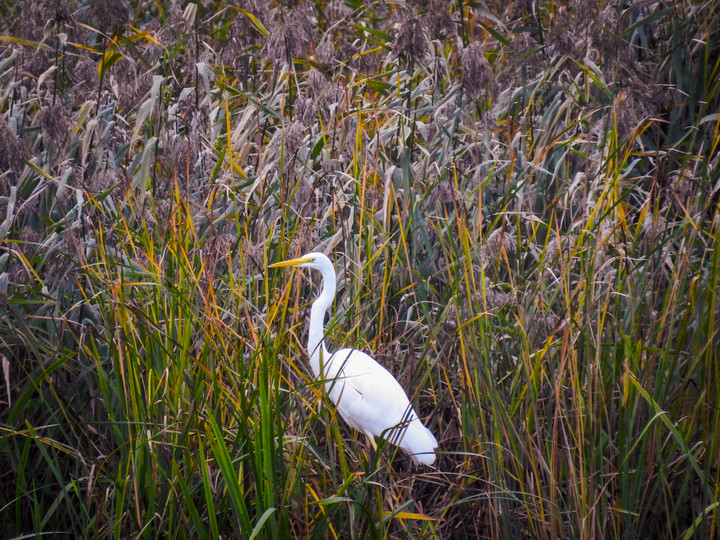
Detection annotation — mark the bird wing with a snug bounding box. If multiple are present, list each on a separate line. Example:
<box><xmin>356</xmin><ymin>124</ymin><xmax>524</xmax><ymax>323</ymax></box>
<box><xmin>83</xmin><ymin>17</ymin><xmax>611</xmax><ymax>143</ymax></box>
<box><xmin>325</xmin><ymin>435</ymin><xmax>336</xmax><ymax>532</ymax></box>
<box><xmin>323</xmin><ymin>348</ymin><xmax>418</xmax><ymax>439</ymax></box>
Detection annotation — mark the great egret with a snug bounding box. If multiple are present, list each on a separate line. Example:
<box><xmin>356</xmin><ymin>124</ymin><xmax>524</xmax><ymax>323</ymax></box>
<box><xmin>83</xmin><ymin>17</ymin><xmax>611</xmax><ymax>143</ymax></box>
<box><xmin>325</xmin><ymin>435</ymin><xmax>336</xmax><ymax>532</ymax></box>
<box><xmin>269</xmin><ymin>252</ymin><xmax>438</xmax><ymax>465</ymax></box>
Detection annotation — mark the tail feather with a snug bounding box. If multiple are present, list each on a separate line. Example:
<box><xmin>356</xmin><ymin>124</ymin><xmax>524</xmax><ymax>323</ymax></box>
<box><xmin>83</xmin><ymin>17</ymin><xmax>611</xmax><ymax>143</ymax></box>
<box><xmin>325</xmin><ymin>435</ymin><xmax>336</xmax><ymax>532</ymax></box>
<box><xmin>399</xmin><ymin>420</ymin><xmax>438</xmax><ymax>465</ymax></box>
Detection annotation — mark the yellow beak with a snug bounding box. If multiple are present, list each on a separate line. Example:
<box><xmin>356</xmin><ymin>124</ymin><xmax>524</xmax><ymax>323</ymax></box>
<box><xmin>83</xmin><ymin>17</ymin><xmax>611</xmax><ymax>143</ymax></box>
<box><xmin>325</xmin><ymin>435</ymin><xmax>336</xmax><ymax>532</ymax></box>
<box><xmin>268</xmin><ymin>256</ymin><xmax>311</xmax><ymax>268</ymax></box>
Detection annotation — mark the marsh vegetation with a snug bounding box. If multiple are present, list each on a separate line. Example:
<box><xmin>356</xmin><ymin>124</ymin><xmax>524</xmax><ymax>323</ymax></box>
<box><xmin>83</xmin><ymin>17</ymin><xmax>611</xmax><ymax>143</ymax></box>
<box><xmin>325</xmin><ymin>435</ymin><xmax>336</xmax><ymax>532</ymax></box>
<box><xmin>1</xmin><ymin>0</ymin><xmax>719</xmax><ymax>537</ymax></box>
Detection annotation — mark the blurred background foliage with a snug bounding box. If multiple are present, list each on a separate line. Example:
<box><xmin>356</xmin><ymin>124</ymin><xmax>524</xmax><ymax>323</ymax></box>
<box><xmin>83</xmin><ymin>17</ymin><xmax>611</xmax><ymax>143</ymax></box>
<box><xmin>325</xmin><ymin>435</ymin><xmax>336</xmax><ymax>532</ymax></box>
<box><xmin>1</xmin><ymin>0</ymin><xmax>719</xmax><ymax>537</ymax></box>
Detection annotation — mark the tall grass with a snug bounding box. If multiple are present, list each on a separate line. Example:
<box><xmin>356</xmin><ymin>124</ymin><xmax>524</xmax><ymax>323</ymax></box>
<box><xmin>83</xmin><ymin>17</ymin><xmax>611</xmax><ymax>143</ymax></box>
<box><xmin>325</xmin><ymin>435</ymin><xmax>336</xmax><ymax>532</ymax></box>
<box><xmin>1</xmin><ymin>0</ymin><xmax>719</xmax><ymax>537</ymax></box>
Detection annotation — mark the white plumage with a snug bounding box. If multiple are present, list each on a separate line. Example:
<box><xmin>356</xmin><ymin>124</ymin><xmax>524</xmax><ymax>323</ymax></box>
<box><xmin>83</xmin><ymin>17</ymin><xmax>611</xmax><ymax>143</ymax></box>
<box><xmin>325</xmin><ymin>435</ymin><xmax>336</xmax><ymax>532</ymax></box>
<box><xmin>269</xmin><ymin>252</ymin><xmax>438</xmax><ymax>465</ymax></box>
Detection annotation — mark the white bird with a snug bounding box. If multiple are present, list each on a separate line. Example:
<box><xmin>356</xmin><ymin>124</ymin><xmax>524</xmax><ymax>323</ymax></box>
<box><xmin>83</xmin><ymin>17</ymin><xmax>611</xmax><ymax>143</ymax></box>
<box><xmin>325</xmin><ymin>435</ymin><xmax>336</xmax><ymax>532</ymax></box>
<box><xmin>269</xmin><ymin>252</ymin><xmax>438</xmax><ymax>465</ymax></box>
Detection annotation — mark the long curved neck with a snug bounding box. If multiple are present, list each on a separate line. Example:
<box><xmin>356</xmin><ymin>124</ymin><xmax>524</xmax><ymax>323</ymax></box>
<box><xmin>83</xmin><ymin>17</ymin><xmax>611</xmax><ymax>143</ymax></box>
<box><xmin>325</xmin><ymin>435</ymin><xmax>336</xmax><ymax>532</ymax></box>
<box><xmin>308</xmin><ymin>265</ymin><xmax>336</xmax><ymax>377</ymax></box>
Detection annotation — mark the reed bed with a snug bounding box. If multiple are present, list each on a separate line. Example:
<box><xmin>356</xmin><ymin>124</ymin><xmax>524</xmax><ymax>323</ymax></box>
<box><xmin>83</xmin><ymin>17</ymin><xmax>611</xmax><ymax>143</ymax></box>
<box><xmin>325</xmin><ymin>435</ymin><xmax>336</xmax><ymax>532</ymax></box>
<box><xmin>1</xmin><ymin>1</ymin><xmax>719</xmax><ymax>537</ymax></box>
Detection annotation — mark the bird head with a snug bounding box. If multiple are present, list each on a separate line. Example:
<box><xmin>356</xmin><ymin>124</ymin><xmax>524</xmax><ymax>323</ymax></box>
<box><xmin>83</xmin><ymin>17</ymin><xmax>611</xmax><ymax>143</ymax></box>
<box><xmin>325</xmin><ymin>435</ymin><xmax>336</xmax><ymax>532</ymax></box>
<box><xmin>268</xmin><ymin>252</ymin><xmax>330</xmax><ymax>270</ymax></box>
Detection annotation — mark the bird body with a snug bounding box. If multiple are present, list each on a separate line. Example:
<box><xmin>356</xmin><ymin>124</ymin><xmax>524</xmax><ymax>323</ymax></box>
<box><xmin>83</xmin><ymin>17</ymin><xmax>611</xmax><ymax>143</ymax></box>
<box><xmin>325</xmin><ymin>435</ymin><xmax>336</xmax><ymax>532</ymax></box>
<box><xmin>269</xmin><ymin>252</ymin><xmax>437</xmax><ymax>465</ymax></box>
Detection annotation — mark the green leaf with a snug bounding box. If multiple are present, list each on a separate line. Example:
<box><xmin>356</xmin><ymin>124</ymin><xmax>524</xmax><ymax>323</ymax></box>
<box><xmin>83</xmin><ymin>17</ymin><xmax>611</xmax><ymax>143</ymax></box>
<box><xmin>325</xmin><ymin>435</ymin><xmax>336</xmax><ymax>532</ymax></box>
<box><xmin>98</xmin><ymin>49</ymin><xmax>123</xmax><ymax>79</ymax></box>
<box><xmin>237</xmin><ymin>8</ymin><xmax>269</xmax><ymax>37</ymax></box>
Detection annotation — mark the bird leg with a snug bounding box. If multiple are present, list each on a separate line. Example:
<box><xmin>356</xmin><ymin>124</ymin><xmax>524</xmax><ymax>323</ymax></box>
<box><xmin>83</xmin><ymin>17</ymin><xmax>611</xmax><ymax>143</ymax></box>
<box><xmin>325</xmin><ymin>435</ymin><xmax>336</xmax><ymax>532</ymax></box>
<box><xmin>364</xmin><ymin>432</ymin><xmax>377</xmax><ymax>451</ymax></box>
<box><xmin>362</xmin><ymin>432</ymin><xmax>379</xmax><ymax>467</ymax></box>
